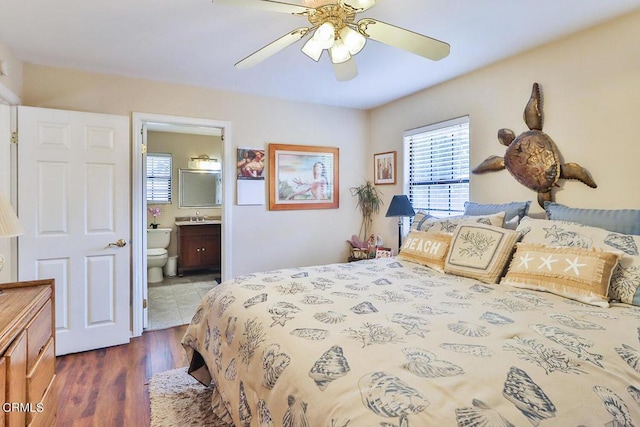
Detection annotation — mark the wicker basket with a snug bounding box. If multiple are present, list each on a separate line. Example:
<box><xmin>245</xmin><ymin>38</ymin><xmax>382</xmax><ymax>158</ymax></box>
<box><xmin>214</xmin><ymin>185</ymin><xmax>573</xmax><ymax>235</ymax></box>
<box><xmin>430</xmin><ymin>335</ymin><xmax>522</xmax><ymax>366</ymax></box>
<box><xmin>350</xmin><ymin>248</ymin><xmax>370</xmax><ymax>260</ymax></box>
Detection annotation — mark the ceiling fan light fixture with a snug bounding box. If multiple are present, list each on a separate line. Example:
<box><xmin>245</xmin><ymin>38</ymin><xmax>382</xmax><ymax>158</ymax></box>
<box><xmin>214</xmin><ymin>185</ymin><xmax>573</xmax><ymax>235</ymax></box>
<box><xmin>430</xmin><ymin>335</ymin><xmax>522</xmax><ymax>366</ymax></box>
<box><xmin>329</xmin><ymin>39</ymin><xmax>351</xmax><ymax>64</ymax></box>
<box><xmin>339</xmin><ymin>26</ymin><xmax>366</xmax><ymax>55</ymax></box>
<box><xmin>301</xmin><ymin>37</ymin><xmax>323</xmax><ymax>61</ymax></box>
<box><xmin>313</xmin><ymin>22</ymin><xmax>336</xmax><ymax>49</ymax></box>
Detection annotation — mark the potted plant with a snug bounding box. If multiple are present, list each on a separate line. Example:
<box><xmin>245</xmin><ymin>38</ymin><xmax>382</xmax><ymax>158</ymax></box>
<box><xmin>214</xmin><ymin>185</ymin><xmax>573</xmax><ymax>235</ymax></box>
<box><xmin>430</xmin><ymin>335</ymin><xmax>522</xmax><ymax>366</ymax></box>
<box><xmin>148</xmin><ymin>207</ymin><xmax>162</xmax><ymax>228</ymax></box>
<box><xmin>350</xmin><ymin>181</ymin><xmax>383</xmax><ymax>242</ymax></box>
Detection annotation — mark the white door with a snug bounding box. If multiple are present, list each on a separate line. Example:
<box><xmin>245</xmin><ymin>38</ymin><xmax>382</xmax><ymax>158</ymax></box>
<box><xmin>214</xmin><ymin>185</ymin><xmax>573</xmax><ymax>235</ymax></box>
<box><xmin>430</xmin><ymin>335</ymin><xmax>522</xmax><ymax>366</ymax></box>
<box><xmin>17</xmin><ymin>106</ymin><xmax>131</xmax><ymax>355</ymax></box>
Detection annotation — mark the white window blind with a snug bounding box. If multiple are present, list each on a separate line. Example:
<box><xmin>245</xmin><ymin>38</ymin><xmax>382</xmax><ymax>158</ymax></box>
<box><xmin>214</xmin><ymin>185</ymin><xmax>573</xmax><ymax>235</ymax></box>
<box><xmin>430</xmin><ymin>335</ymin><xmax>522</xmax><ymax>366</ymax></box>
<box><xmin>146</xmin><ymin>153</ymin><xmax>172</xmax><ymax>203</ymax></box>
<box><xmin>404</xmin><ymin>116</ymin><xmax>469</xmax><ymax>217</ymax></box>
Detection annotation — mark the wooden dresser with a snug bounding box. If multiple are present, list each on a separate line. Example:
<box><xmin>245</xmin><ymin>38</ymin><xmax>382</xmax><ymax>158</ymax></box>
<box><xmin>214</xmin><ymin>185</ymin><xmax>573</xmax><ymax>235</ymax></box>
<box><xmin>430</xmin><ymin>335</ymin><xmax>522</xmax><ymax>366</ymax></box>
<box><xmin>0</xmin><ymin>279</ymin><xmax>56</xmax><ymax>427</ymax></box>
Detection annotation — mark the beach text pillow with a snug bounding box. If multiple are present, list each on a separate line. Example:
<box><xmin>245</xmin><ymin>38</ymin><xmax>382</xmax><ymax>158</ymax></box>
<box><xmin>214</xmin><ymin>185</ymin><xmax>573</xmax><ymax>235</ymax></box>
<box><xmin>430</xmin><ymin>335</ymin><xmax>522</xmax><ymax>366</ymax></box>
<box><xmin>397</xmin><ymin>230</ymin><xmax>451</xmax><ymax>272</ymax></box>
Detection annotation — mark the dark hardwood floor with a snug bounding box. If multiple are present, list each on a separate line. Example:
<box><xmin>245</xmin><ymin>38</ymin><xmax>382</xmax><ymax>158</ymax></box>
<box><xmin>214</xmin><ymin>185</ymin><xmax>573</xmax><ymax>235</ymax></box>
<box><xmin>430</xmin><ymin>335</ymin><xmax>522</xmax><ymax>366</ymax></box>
<box><xmin>55</xmin><ymin>325</ymin><xmax>189</xmax><ymax>426</ymax></box>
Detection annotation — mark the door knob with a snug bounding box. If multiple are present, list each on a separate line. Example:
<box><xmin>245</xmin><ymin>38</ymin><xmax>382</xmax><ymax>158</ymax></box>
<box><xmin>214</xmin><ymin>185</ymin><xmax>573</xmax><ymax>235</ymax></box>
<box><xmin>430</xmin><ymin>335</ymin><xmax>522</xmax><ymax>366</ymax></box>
<box><xmin>108</xmin><ymin>239</ymin><xmax>127</xmax><ymax>248</ymax></box>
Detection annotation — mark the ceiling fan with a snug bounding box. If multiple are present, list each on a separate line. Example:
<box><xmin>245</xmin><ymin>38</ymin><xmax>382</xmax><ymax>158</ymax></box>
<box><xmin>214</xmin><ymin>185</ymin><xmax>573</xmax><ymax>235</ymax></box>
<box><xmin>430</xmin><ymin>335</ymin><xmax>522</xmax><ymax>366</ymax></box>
<box><xmin>213</xmin><ymin>0</ymin><xmax>450</xmax><ymax>81</ymax></box>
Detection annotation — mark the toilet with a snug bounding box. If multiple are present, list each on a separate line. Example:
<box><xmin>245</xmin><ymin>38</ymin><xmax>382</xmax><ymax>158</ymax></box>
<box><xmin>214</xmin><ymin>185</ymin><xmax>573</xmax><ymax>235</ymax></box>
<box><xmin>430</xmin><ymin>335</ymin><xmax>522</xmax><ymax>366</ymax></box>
<box><xmin>147</xmin><ymin>228</ymin><xmax>171</xmax><ymax>283</ymax></box>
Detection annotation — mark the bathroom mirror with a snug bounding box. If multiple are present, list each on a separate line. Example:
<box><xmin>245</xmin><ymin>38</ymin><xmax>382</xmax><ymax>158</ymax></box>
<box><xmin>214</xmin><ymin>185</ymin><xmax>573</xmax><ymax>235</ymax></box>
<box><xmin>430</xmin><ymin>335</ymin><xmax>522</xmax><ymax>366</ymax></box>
<box><xmin>179</xmin><ymin>168</ymin><xmax>222</xmax><ymax>208</ymax></box>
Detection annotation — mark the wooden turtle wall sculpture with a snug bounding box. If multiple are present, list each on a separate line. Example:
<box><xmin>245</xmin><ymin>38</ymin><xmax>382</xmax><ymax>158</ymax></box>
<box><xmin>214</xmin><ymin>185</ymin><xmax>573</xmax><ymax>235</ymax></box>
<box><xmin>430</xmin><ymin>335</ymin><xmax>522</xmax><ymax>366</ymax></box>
<box><xmin>472</xmin><ymin>82</ymin><xmax>596</xmax><ymax>208</ymax></box>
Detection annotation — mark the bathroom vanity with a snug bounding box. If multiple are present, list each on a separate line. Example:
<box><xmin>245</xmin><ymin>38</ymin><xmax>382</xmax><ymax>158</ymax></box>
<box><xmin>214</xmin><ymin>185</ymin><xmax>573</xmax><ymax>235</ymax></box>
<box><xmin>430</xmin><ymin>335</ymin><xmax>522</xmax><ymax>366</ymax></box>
<box><xmin>175</xmin><ymin>221</ymin><xmax>221</xmax><ymax>276</ymax></box>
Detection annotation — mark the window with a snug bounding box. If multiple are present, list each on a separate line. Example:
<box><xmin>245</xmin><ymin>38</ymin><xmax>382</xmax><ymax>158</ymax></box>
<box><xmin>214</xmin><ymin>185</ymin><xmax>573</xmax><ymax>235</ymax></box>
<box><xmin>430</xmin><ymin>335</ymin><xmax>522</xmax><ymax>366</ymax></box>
<box><xmin>146</xmin><ymin>153</ymin><xmax>172</xmax><ymax>203</ymax></box>
<box><xmin>404</xmin><ymin>116</ymin><xmax>469</xmax><ymax>217</ymax></box>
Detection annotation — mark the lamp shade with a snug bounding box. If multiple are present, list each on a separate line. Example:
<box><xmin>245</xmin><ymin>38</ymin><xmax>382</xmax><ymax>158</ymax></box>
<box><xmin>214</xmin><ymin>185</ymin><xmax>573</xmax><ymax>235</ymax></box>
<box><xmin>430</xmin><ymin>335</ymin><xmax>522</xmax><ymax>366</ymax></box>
<box><xmin>385</xmin><ymin>195</ymin><xmax>415</xmax><ymax>218</ymax></box>
<box><xmin>302</xmin><ymin>37</ymin><xmax>323</xmax><ymax>61</ymax></box>
<box><xmin>314</xmin><ymin>22</ymin><xmax>336</xmax><ymax>49</ymax></box>
<box><xmin>0</xmin><ymin>192</ymin><xmax>23</xmax><ymax>237</ymax></box>
<box><xmin>329</xmin><ymin>39</ymin><xmax>351</xmax><ymax>64</ymax></box>
<box><xmin>339</xmin><ymin>26</ymin><xmax>366</xmax><ymax>55</ymax></box>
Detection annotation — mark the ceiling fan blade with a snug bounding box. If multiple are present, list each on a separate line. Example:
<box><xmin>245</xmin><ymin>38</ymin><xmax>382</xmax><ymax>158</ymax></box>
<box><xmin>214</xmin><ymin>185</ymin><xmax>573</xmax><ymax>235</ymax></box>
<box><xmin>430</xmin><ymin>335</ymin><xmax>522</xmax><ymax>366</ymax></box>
<box><xmin>235</xmin><ymin>28</ymin><xmax>309</xmax><ymax>69</ymax></box>
<box><xmin>214</xmin><ymin>0</ymin><xmax>312</xmax><ymax>15</ymax></box>
<box><xmin>357</xmin><ymin>18</ymin><xmax>450</xmax><ymax>60</ymax></box>
<box><xmin>333</xmin><ymin>57</ymin><xmax>358</xmax><ymax>81</ymax></box>
<box><xmin>344</xmin><ymin>0</ymin><xmax>378</xmax><ymax>12</ymax></box>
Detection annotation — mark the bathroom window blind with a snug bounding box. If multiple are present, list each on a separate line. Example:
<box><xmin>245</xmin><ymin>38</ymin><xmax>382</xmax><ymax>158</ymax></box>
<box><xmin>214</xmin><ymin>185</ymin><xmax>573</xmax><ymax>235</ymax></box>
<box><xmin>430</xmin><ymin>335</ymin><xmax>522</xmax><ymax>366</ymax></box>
<box><xmin>146</xmin><ymin>153</ymin><xmax>172</xmax><ymax>203</ymax></box>
<box><xmin>404</xmin><ymin>116</ymin><xmax>469</xmax><ymax>217</ymax></box>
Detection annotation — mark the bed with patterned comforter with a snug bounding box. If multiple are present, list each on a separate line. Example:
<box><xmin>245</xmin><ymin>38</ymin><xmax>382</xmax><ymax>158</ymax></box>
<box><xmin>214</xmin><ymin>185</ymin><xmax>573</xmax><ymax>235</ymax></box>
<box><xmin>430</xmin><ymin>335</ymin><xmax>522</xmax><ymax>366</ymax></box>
<box><xmin>182</xmin><ymin>257</ymin><xmax>640</xmax><ymax>426</ymax></box>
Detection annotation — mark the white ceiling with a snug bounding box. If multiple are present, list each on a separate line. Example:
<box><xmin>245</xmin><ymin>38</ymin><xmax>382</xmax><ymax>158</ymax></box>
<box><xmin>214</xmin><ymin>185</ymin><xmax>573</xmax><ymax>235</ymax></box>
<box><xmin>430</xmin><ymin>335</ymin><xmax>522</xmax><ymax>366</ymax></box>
<box><xmin>1</xmin><ymin>0</ymin><xmax>640</xmax><ymax>109</ymax></box>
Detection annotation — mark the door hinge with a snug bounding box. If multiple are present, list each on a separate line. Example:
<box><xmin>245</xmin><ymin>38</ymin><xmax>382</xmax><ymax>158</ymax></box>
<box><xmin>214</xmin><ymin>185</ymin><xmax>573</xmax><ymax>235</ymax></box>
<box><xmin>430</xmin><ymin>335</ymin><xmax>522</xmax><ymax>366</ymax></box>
<box><xmin>141</xmin><ymin>144</ymin><xmax>147</xmax><ymax>154</ymax></box>
<box><xmin>10</xmin><ymin>131</ymin><xmax>18</xmax><ymax>144</ymax></box>
<box><xmin>143</xmin><ymin>298</ymin><xmax>148</xmax><ymax>309</ymax></box>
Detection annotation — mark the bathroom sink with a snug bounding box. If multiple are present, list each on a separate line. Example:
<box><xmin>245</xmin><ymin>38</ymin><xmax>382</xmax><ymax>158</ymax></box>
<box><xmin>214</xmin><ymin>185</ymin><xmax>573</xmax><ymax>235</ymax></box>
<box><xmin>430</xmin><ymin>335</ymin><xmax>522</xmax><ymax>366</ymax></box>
<box><xmin>174</xmin><ymin>219</ymin><xmax>221</xmax><ymax>226</ymax></box>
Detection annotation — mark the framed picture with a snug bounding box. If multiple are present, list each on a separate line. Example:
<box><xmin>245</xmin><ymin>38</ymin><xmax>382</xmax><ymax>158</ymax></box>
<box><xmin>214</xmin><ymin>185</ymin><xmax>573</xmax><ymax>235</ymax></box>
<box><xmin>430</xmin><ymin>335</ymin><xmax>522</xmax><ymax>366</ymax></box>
<box><xmin>237</xmin><ymin>148</ymin><xmax>265</xmax><ymax>180</ymax></box>
<box><xmin>375</xmin><ymin>247</ymin><xmax>393</xmax><ymax>258</ymax></box>
<box><xmin>268</xmin><ymin>143</ymin><xmax>339</xmax><ymax>211</ymax></box>
<box><xmin>237</xmin><ymin>148</ymin><xmax>266</xmax><ymax>206</ymax></box>
<box><xmin>374</xmin><ymin>151</ymin><xmax>396</xmax><ymax>185</ymax></box>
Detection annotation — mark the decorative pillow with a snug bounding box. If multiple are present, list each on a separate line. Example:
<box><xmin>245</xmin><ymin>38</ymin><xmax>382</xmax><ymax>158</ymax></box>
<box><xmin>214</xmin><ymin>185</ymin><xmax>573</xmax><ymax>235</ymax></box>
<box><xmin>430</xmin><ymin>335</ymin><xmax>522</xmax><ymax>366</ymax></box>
<box><xmin>464</xmin><ymin>201</ymin><xmax>531</xmax><ymax>223</ymax></box>
<box><xmin>544</xmin><ymin>202</ymin><xmax>640</xmax><ymax>236</ymax></box>
<box><xmin>411</xmin><ymin>210</ymin><xmax>432</xmax><ymax>230</ymax></box>
<box><xmin>444</xmin><ymin>222</ymin><xmax>520</xmax><ymax>284</ymax></box>
<box><xmin>397</xmin><ymin>230</ymin><xmax>451</xmax><ymax>272</ymax></box>
<box><xmin>412</xmin><ymin>211</ymin><xmax>506</xmax><ymax>234</ymax></box>
<box><xmin>501</xmin><ymin>243</ymin><xmax>620</xmax><ymax>307</ymax></box>
<box><xmin>503</xmin><ymin>215</ymin><xmax>521</xmax><ymax>230</ymax></box>
<box><xmin>517</xmin><ymin>216</ymin><xmax>640</xmax><ymax>306</ymax></box>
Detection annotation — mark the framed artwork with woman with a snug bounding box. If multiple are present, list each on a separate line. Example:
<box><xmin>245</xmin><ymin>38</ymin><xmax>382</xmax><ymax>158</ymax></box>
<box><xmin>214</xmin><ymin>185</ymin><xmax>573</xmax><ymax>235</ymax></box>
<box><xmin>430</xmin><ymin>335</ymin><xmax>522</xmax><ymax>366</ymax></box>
<box><xmin>268</xmin><ymin>143</ymin><xmax>339</xmax><ymax>210</ymax></box>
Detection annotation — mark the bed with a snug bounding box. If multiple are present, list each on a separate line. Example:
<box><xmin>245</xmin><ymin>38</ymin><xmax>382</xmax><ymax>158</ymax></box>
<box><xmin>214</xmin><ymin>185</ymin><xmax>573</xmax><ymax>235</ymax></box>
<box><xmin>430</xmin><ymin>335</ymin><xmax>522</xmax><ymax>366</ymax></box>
<box><xmin>182</xmin><ymin>208</ymin><xmax>640</xmax><ymax>426</ymax></box>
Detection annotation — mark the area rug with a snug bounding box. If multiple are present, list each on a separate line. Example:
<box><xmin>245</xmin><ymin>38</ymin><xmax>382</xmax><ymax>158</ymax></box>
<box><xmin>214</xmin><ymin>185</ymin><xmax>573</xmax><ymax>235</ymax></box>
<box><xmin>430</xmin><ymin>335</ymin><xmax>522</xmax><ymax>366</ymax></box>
<box><xmin>149</xmin><ymin>367</ymin><xmax>230</xmax><ymax>427</ymax></box>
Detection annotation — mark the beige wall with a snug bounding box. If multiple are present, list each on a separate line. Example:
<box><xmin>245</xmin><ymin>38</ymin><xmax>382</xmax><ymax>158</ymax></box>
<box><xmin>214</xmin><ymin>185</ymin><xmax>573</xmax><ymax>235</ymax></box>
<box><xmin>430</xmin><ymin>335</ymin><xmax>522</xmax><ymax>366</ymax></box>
<box><xmin>369</xmin><ymin>10</ymin><xmax>640</xmax><ymax>249</ymax></box>
<box><xmin>12</xmin><ymin>9</ymin><xmax>640</xmax><ymax>275</ymax></box>
<box><xmin>22</xmin><ymin>67</ymin><xmax>368</xmax><ymax>276</ymax></box>
<box><xmin>147</xmin><ymin>130</ymin><xmax>223</xmax><ymax>257</ymax></box>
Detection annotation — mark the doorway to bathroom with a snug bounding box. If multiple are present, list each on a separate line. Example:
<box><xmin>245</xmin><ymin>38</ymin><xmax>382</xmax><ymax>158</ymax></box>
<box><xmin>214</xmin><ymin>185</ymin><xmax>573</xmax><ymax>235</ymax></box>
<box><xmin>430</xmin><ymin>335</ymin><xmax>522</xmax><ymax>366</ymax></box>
<box><xmin>132</xmin><ymin>113</ymin><xmax>233</xmax><ymax>335</ymax></box>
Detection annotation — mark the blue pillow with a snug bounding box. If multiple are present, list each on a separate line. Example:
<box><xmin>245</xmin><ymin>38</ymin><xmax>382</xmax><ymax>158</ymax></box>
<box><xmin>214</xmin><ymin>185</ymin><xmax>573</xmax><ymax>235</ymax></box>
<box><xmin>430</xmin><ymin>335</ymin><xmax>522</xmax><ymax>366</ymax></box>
<box><xmin>463</xmin><ymin>201</ymin><xmax>531</xmax><ymax>223</ymax></box>
<box><xmin>544</xmin><ymin>202</ymin><xmax>640</xmax><ymax>236</ymax></box>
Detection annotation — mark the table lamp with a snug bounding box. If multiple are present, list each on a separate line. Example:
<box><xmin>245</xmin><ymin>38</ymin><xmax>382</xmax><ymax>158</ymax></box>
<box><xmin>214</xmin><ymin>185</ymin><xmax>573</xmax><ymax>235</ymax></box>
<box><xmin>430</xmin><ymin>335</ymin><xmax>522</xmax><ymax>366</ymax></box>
<box><xmin>0</xmin><ymin>191</ymin><xmax>23</xmax><ymax>272</ymax></box>
<box><xmin>385</xmin><ymin>195</ymin><xmax>415</xmax><ymax>253</ymax></box>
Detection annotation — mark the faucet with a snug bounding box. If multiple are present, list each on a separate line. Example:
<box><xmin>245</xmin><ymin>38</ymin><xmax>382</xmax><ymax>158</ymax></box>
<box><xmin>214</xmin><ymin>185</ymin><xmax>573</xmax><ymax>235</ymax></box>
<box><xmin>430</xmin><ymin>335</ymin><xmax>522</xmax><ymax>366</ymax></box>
<box><xmin>196</xmin><ymin>211</ymin><xmax>201</xmax><ymax>222</ymax></box>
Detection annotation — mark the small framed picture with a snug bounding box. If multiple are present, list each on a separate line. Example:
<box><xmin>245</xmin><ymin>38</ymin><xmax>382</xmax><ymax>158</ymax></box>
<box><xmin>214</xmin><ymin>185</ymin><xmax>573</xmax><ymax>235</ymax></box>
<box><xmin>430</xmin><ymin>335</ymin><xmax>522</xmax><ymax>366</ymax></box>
<box><xmin>373</xmin><ymin>151</ymin><xmax>396</xmax><ymax>185</ymax></box>
<box><xmin>375</xmin><ymin>247</ymin><xmax>393</xmax><ymax>258</ymax></box>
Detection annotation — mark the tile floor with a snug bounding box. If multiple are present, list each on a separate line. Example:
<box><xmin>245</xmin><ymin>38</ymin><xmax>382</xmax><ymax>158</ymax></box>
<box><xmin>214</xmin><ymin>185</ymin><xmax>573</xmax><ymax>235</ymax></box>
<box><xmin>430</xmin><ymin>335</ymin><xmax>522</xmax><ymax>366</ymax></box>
<box><xmin>146</xmin><ymin>272</ymin><xmax>220</xmax><ymax>331</ymax></box>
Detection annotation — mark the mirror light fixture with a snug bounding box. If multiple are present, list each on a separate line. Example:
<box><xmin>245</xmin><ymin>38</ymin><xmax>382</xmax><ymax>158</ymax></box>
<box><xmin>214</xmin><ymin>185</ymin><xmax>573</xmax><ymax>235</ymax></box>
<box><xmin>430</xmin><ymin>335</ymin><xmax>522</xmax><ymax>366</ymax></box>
<box><xmin>188</xmin><ymin>155</ymin><xmax>221</xmax><ymax>171</ymax></box>
<box><xmin>0</xmin><ymin>191</ymin><xmax>23</xmax><ymax>272</ymax></box>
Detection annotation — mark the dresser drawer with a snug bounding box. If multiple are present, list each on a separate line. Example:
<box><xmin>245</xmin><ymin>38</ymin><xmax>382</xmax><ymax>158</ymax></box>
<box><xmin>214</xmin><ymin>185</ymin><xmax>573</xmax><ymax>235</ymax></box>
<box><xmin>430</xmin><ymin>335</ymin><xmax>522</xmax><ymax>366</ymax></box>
<box><xmin>27</xmin><ymin>300</ymin><xmax>52</xmax><ymax>372</ymax></box>
<box><xmin>5</xmin><ymin>331</ymin><xmax>27</xmax><ymax>427</ymax></box>
<box><xmin>27</xmin><ymin>338</ymin><xmax>55</xmax><ymax>413</ymax></box>
<box><xmin>27</xmin><ymin>375</ymin><xmax>56</xmax><ymax>427</ymax></box>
